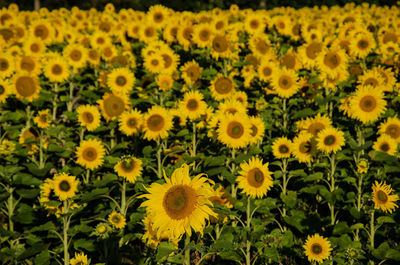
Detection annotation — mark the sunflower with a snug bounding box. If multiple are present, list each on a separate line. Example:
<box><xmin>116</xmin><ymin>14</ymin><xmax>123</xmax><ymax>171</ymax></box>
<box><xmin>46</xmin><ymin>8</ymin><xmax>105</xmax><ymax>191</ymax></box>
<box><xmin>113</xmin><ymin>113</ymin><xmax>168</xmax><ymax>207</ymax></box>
<box><xmin>142</xmin><ymin>214</ymin><xmax>180</xmax><ymax>249</ymax></box>
<box><xmin>97</xmin><ymin>92</ymin><xmax>130</xmax><ymax>122</ymax></box>
<box><xmin>357</xmin><ymin>68</ymin><xmax>385</xmax><ymax>90</ymax></box>
<box><xmin>180</xmin><ymin>90</ymin><xmax>207</xmax><ymax>121</ymax></box>
<box><xmin>357</xmin><ymin>159</ymin><xmax>368</xmax><ymax>174</ymax></box>
<box><xmin>144</xmin><ymin>52</ymin><xmax>164</xmax><ymax>74</ymax></box>
<box><xmin>378</xmin><ymin>117</ymin><xmax>400</xmax><ymax>142</ymax></box>
<box><xmin>350</xmin><ymin>85</ymin><xmax>386</xmax><ymax>124</ymax></box>
<box><xmin>23</xmin><ymin>37</ymin><xmax>46</xmax><ymax>56</ymax></box>
<box><xmin>139</xmin><ymin>23</ymin><xmax>158</xmax><ymax>43</ymax></box>
<box><xmin>248</xmin><ymin>116</ymin><xmax>265</xmax><ymax>145</ymax></box>
<box><xmin>193</xmin><ymin>23</ymin><xmax>213</xmax><ymax>48</ymax></box>
<box><xmin>140</xmin><ymin>163</ymin><xmax>216</xmax><ymax>238</ymax></box>
<box><xmin>176</xmin><ymin>24</ymin><xmax>194</xmax><ymax>51</ymax></box>
<box><xmin>292</xmin><ymin>132</ymin><xmax>315</xmax><ymax>163</ymax></box>
<box><xmin>44</xmin><ymin>57</ymin><xmax>70</xmax><ymax>83</ymax></box>
<box><xmin>211</xmin><ymin>34</ymin><xmax>232</xmax><ymax>59</ymax></box>
<box><xmin>90</xmin><ymin>31</ymin><xmax>111</xmax><ymax>49</ymax></box>
<box><xmin>181</xmin><ymin>60</ymin><xmax>202</xmax><ymax>85</ymax></box>
<box><xmin>76</xmin><ymin>138</ymin><xmax>105</xmax><ymax>170</ymax></box>
<box><xmin>272</xmin><ymin>137</ymin><xmax>292</xmax><ymax>159</ymax></box>
<box><xmin>0</xmin><ymin>53</ymin><xmax>15</xmax><ymax>78</ymax></box>
<box><xmin>249</xmin><ymin>34</ymin><xmax>272</xmax><ymax>58</ymax></box>
<box><xmin>33</xmin><ymin>109</ymin><xmax>51</xmax><ymax>129</ymax></box>
<box><xmin>157</xmin><ymin>74</ymin><xmax>174</xmax><ymax>91</ymax></box>
<box><xmin>107</xmin><ymin>67</ymin><xmax>135</xmax><ymax>94</ymax></box>
<box><xmin>19</xmin><ymin>127</ymin><xmax>39</xmax><ymax>155</ymax></box>
<box><xmin>70</xmin><ymin>252</ymin><xmax>89</xmax><ymax>265</ymax></box>
<box><xmin>298</xmin><ymin>41</ymin><xmax>323</xmax><ymax>69</ymax></box>
<box><xmin>303</xmin><ymin>234</ymin><xmax>332</xmax><ymax>263</ymax></box>
<box><xmin>148</xmin><ymin>5</ymin><xmax>169</xmax><ymax>29</ymax></box>
<box><xmin>159</xmin><ymin>48</ymin><xmax>179</xmax><ymax>74</ymax></box>
<box><xmin>317</xmin><ymin>48</ymin><xmax>348</xmax><ymax>79</ymax></box>
<box><xmin>258</xmin><ymin>60</ymin><xmax>278</xmax><ymax>82</ymax></box>
<box><xmin>29</xmin><ymin>19</ymin><xmax>54</xmax><ymax>44</ymax></box>
<box><xmin>372</xmin><ymin>181</ymin><xmax>399</xmax><ymax>214</ymax></box>
<box><xmin>118</xmin><ymin>109</ymin><xmax>142</xmax><ymax>136</ymax></box>
<box><xmin>217</xmin><ymin>99</ymin><xmax>247</xmax><ymax>116</ymax></box>
<box><xmin>76</xmin><ymin>105</ymin><xmax>101</xmax><ymax>132</ymax></box>
<box><xmin>208</xmin><ymin>186</ymin><xmax>233</xmax><ymax>223</ymax></box>
<box><xmin>350</xmin><ymin>33</ymin><xmax>376</xmax><ymax>59</ymax></box>
<box><xmin>53</xmin><ymin>173</ymin><xmax>78</xmax><ymax>201</ymax></box>
<box><xmin>0</xmin><ymin>79</ymin><xmax>11</xmax><ymax>103</ymax></box>
<box><xmin>108</xmin><ymin>211</ymin><xmax>126</xmax><ymax>229</ymax></box>
<box><xmin>316</xmin><ymin>127</ymin><xmax>345</xmax><ymax>154</ymax></box>
<box><xmin>12</xmin><ymin>72</ymin><xmax>41</xmax><ymax>102</ymax></box>
<box><xmin>210</xmin><ymin>74</ymin><xmax>236</xmax><ymax>101</ymax></box>
<box><xmin>0</xmin><ymin>139</ymin><xmax>16</xmax><ymax>155</ymax></box>
<box><xmin>280</xmin><ymin>49</ymin><xmax>302</xmax><ymax>71</ymax></box>
<box><xmin>271</xmin><ymin>67</ymin><xmax>299</xmax><ymax>98</ymax></box>
<box><xmin>143</xmin><ymin>106</ymin><xmax>173</xmax><ymax>141</ymax></box>
<box><xmin>163</xmin><ymin>21</ymin><xmax>179</xmax><ymax>43</ymax></box>
<box><xmin>114</xmin><ymin>156</ymin><xmax>143</xmax><ymax>183</ymax></box>
<box><xmin>63</xmin><ymin>43</ymin><xmax>87</xmax><ymax>70</ymax></box>
<box><xmin>16</xmin><ymin>55</ymin><xmax>41</xmax><ymax>76</ymax></box>
<box><xmin>244</xmin><ymin>13</ymin><xmax>265</xmax><ymax>35</ymax></box>
<box><xmin>217</xmin><ymin>113</ymin><xmax>251</xmax><ymax>149</ymax></box>
<box><xmin>87</xmin><ymin>49</ymin><xmax>101</xmax><ymax>66</ymax></box>
<box><xmin>303</xmin><ymin>114</ymin><xmax>333</xmax><ymax>137</ymax></box>
<box><xmin>373</xmin><ymin>134</ymin><xmax>398</xmax><ymax>156</ymax></box>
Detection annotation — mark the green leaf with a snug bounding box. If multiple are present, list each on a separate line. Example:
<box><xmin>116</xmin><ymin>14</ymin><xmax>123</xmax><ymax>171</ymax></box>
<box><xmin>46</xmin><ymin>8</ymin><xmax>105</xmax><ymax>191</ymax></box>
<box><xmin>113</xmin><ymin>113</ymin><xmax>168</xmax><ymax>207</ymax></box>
<box><xmin>291</xmin><ymin>108</ymin><xmax>314</xmax><ymax>119</ymax></box>
<box><xmin>34</xmin><ymin>250</ymin><xmax>50</xmax><ymax>265</ymax></box>
<box><xmin>333</xmin><ymin>222</ymin><xmax>351</xmax><ymax>235</ymax></box>
<box><xmin>372</xmin><ymin>242</ymin><xmax>390</xmax><ymax>260</ymax></box>
<box><xmin>16</xmin><ymin>188</ymin><xmax>40</xmax><ymax>199</ymax></box>
<box><xmin>377</xmin><ymin>216</ymin><xmax>395</xmax><ymax>225</ymax></box>
<box><xmin>156</xmin><ymin>242</ymin><xmax>177</xmax><ymax>261</ymax></box>
<box><xmin>304</xmin><ymin>172</ymin><xmax>323</xmax><ymax>182</ymax></box>
<box><xmin>14</xmin><ymin>203</ymin><xmax>35</xmax><ymax>224</ymax></box>
<box><xmin>73</xmin><ymin>238</ymin><xmax>96</xmax><ymax>252</ymax></box>
<box><xmin>263</xmin><ymin>247</ymin><xmax>280</xmax><ymax>262</ymax></box>
<box><xmin>385</xmin><ymin>249</ymin><xmax>400</xmax><ymax>261</ymax></box>
<box><xmin>79</xmin><ymin>188</ymin><xmax>108</xmax><ymax>201</ymax></box>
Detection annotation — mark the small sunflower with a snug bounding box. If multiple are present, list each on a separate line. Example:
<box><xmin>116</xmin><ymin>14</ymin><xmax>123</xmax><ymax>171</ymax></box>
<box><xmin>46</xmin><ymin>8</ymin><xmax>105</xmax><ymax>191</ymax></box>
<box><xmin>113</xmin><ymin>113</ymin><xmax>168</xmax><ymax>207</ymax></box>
<box><xmin>350</xmin><ymin>85</ymin><xmax>386</xmax><ymax>124</ymax></box>
<box><xmin>237</xmin><ymin>157</ymin><xmax>273</xmax><ymax>198</ymax></box>
<box><xmin>179</xmin><ymin>90</ymin><xmax>207</xmax><ymax>121</ymax></box>
<box><xmin>298</xmin><ymin>41</ymin><xmax>323</xmax><ymax>69</ymax></box>
<box><xmin>12</xmin><ymin>72</ymin><xmax>41</xmax><ymax>102</ymax></box>
<box><xmin>114</xmin><ymin>156</ymin><xmax>143</xmax><ymax>183</ymax></box>
<box><xmin>0</xmin><ymin>79</ymin><xmax>12</xmax><ymax>103</ymax></box>
<box><xmin>317</xmin><ymin>48</ymin><xmax>348</xmax><ymax>79</ymax></box>
<box><xmin>303</xmin><ymin>234</ymin><xmax>332</xmax><ymax>263</ymax></box>
<box><xmin>97</xmin><ymin>92</ymin><xmax>130</xmax><ymax>122</ymax></box>
<box><xmin>0</xmin><ymin>53</ymin><xmax>15</xmax><ymax>79</ymax></box>
<box><xmin>316</xmin><ymin>127</ymin><xmax>345</xmax><ymax>154</ymax></box>
<box><xmin>33</xmin><ymin>109</ymin><xmax>51</xmax><ymax>129</ymax></box>
<box><xmin>272</xmin><ymin>137</ymin><xmax>292</xmax><ymax>159</ymax></box>
<box><xmin>211</xmin><ymin>34</ymin><xmax>232</xmax><ymax>59</ymax></box>
<box><xmin>76</xmin><ymin>138</ymin><xmax>106</xmax><ymax>170</ymax></box>
<box><xmin>144</xmin><ymin>52</ymin><xmax>164</xmax><ymax>74</ymax></box>
<box><xmin>350</xmin><ymin>33</ymin><xmax>376</xmax><ymax>59</ymax></box>
<box><xmin>44</xmin><ymin>57</ymin><xmax>70</xmax><ymax>83</ymax></box>
<box><xmin>193</xmin><ymin>23</ymin><xmax>214</xmax><ymax>48</ymax></box>
<box><xmin>63</xmin><ymin>43</ymin><xmax>87</xmax><ymax>70</ymax></box>
<box><xmin>217</xmin><ymin>98</ymin><xmax>247</xmax><ymax>116</ymax></box>
<box><xmin>157</xmin><ymin>74</ymin><xmax>174</xmax><ymax>91</ymax></box>
<box><xmin>258</xmin><ymin>60</ymin><xmax>278</xmax><ymax>82</ymax></box>
<box><xmin>107</xmin><ymin>67</ymin><xmax>135</xmax><ymax>94</ymax></box>
<box><xmin>143</xmin><ymin>106</ymin><xmax>173</xmax><ymax>141</ymax></box>
<box><xmin>108</xmin><ymin>211</ymin><xmax>126</xmax><ymax>229</ymax></box>
<box><xmin>248</xmin><ymin>116</ymin><xmax>265</xmax><ymax>145</ymax></box>
<box><xmin>372</xmin><ymin>134</ymin><xmax>397</xmax><ymax>156</ymax></box>
<box><xmin>70</xmin><ymin>252</ymin><xmax>89</xmax><ymax>265</ymax></box>
<box><xmin>53</xmin><ymin>173</ymin><xmax>78</xmax><ymax>201</ymax></box>
<box><xmin>181</xmin><ymin>60</ymin><xmax>202</xmax><ymax>85</ymax></box>
<box><xmin>76</xmin><ymin>105</ymin><xmax>101</xmax><ymax>132</ymax></box>
<box><xmin>217</xmin><ymin>113</ymin><xmax>251</xmax><ymax>149</ymax></box>
<box><xmin>0</xmin><ymin>139</ymin><xmax>16</xmax><ymax>155</ymax></box>
<box><xmin>118</xmin><ymin>109</ymin><xmax>142</xmax><ymax>136</ymax></box>
<box><xmin>292</xmin><ymin>132</ymin><xmax>316</xmax><ymax>163</ymax></box>
<box><xmin>357</xmin><ymin>159</ymin><xmax>368</xmax><ymax>174</ymax></box>
<box><xmin>210</xmin><ymin>74</ymin><xmax>236</xmax><ymax>101</ymax></box>
<box><xmin>271</xmin><ymin>67</ymin><xmax>299</xmax><ymax>98</ymax></box>
<box><xmin>372</xmin><ymin>181</ymin><xmax>399</xmax><ymax>214</ymax></box>
<box><xmin>378</xmin><ymin>117</ymin><xmax>400</xmax><ymax>142</ymax></box>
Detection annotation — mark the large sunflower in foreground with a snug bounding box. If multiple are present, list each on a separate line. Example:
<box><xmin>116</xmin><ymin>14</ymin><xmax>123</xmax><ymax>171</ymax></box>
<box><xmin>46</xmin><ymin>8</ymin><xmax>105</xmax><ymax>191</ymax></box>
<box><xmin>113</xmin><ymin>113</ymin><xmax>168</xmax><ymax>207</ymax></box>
<box><xmin>237</xmin><ymin>157</ymin><xmax>273</xmax><ymax>198</ymax></box>
<box><xmin>372</xmin><ymin>181</ymin><xmax>399</xmax><ymax>214</ymax></box>
<box><xmin>217</xmin><ymin>113</ymin><xmax>251</xmax><ymax>149</ymax></box>
<box><xmin>53</xmin><ymin>173</ymin><xmax>78</xmax><ymax>201</ymax></box>
<box><xmin>76</xmin><ymin>138</ymin><xmax>105</xmax><ymax>170</ymax></box>
<box><xmin>350</xmin><ymin>85</ymin><xmax>386</xmax><ymax>124</ymax></box>
<box><xmin>140</xmin><ymin>164</ymin><xmax>216</xmax><ymax>238</ymax></box>
<box><xmin>143</xmin><ymin>106</ymin><xmax>173</xmax><ymax>141</ymax></box>
<box><xmin>114</xmin><ymin>156</ymin><xmax>143</xmax><ymax>183</ymax></box>
<box><xmin>303</xmin><ymin>234</ymin><xmax>332</xmax><ymax>263</ymax></box>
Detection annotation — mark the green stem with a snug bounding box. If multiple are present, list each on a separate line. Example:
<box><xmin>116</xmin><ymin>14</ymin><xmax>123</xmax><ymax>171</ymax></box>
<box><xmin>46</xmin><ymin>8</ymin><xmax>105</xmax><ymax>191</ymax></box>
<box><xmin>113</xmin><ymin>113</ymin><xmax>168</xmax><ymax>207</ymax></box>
<box><xmin>63</xmin><ymin>201</ymin><xmax>70</xmax><ymax>265</ymax></box>
<box><xmin>230</xmin><ymin>149</ymin><xmax>237</xmax><ymax>198</ymax></box>
<box><xmin>192</xmin><ymin>122</ymin><xmax>197</xmax><ymax>170</ymax></box>
<box><xmin>156</xmin><ymin>138</ymin><xmax>163</xmax><ymax>179</ymax></box>
<box><xmin>370</xmin><ymin>210</ymin><xmax>375</xmax><ymax>249</ymax></box>
<box><xmin>281</xmin><ymin>158</ymin><xmax>288</xmax><ymax>217</ymax></box>
<box><xmin>39</xmin><ymin>130</ymin><xmax>45</xmax><ymax>169</ymax></box>
<box><xmin>282</xmin><ymin>98</ymin><xmax>287</xmax><ymax>131</ymax></box>
<box><xmin>26</xmin><ymin>105</ymin><xmax>32</xmax><ymax>128</ymax></box>
<box><xmin>7</xmin><ymin>187</ymin><xmax>14</xmax><ymax>232</ymax></box>
<box><xmin>121</xmin><ymin>180</ymin><xmax>126</xmax><ymax>216</ymax></box>
<box><xmin>83</xmin><ymin>169</ymin><xmax>90</xmax><ymax>185</ymax></box>
<box><xmin>52</xmin><ymin>83</ymin><xmax>58</xmax><ymax>121</ymax></box>
<box><xmin>354</xmin><ymin>173</ymin><xmax>363</xmax><ymax>241</ymax></box>
<box><xmin>246</xmin><ymin>197</ymin><xmax>251</xmax><ymax>265</ymax></box>
<box><xmin>329</xmin><ymin>153</ymin><xmax>336</xmax><ymax>226</ymax></box>
<box><xmin>79</xmin><ymin>127</ymin><xmax>85</xmax><ymax>142</ymax></box>
<box><xmin>110</xmin><ymin>128</ymin><xmax>116</xmax><ymax>150</ymax></box>
<box><xmin>67</xmin><ymin>82</ymin><xmax>74</xmax><ymax>112</ymax></box>
<box><xmin>184</xmin><ymin>233</ymin><xmax>191</xmax><ymax>265</ymax></box>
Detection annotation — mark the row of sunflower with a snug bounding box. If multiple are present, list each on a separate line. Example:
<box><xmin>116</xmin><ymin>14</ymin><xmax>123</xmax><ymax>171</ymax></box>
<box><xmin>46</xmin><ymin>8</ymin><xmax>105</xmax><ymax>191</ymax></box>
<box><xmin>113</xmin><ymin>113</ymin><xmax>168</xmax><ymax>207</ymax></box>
<box><xmin>0</xmin><ymin>2</ymin><xmax>400</xmax><ymax>265</ymax></box>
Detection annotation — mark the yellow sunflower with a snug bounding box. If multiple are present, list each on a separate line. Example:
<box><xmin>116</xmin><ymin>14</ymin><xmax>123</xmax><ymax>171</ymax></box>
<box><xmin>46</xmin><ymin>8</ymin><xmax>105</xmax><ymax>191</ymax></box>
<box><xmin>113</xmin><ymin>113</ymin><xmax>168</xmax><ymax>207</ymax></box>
<box><xmin>244</xmin><ymin>13</ymin><xmax>265</xmax><ymax>35</ymax></box>
<box><xmin>144</xmin><ymin>52</ymin><xmax>164</xmax><ymax>74</ymax></box>
<box><xmin>292</xmin><ymin>132</ymin><xmax>315</xmax><ymax>163</ymax></box>
<box><xmin>108</xmin><ymin>211</ymin><xmax>126</xmax><ymax>229</ymax></box>
<box><xmin>350</xmin><ymin>33</ymin><xmax>376</xmax><ymax>59</ymax></box>
<box><xmin>372</xmin><ymin>181</ymin><xmax>399</xmax><ymax>214</ymax></box>
<box><xmin>303</xmin><ymin>234</ymin><xmax>332</xmax><ymax>263</ymax></box>
<box><xmin>181</xmin><ymin>60</ymin><xmax>203</xmax><ymax>85</ymax></box>
<box><xmin>210</xmin><ymin>74</ymin><xmax>236</xmax><ymax>101</ymax></box>
<box><xmin>114</xmin><ymin>156</ymin><xmax>143</xmax><ymax>183</ymax></box>
<box><xmin>44</xmin><ymin>57</ymin><xmax>70</xmax><ymax>83</ymax></box>
<box><xmin>350</xmin><ymin>85</ymin><xmax>386</xmax><ymax>124</ymax></box>
<box><xmin>33</xmin><ymin>109</ymin><xmax>51</xmax><ymax>129</ymax></box>
<box><xmin>357</xmin><ymin>68</ymin><xmax>385</xmax><ymax>90</ymax></box>
<box><xmin>179</xmin><ymin>90</ymin><xmax>207</xmax><ymax>121</ymax></box>
<box><xmin>176</xmin><ymin>24</ymin><xmax>194</xmax><ymax>51</ymax></box>
<box><xmin>16</xmin><ymin>55</ymin><xmax>41</xmax><ymax>76</ymax></box>
<box><xmin>76</xmin><ymin>138</ymin><xmax>106</xmax><ymax>170</ymax></box>
<box><xmin>148</xmin><ymin>5</ymin><xmax>170</xmax><ymax>29</ymax></box>
<box><xmin>249</xmin><ymin>34</ymin><xmax>272</xmax><ymax>58</ymax></box>
<box><xmin>97</xmin><ymin>92</ymin><xmax>130</xmax><ymax>122</ymax></box>
<box><xmin>357</xmin><ymin>159</ymin><xmax>368</xmax><ymax>174</ymax></box>
<box><xmin>12</xmin><ymin>72</ymin><xmax>41</xmax><ymax>102</ymax></box>
<box><xmin>217</xmin><ymin>113</ymin><xmax>251</xmax><ymax>149</ymax></box>
<box><xmin>107</xmin><ymin>67</ymin><xmax>135</xmax><ymax>94</ymax></box>
<box><xmin>53</xmin><ymin>172</ymin><xmax>78</xmax><ymax>201</ymax></box>
<box><xmin>192</xmin><ymin>23</ymin><xmax>214</xmax><ymax>48</ymax></box>
<box><xmin>316</xmin><ymin>127</ymin><xmax>345</xmax><ymax>154</ymax></box>
<box><xmin>23</xmin><ymin>37</ymin><xmax>46</xmax><ymax>57</ymax></box>
<box><xmin>217</xmin><ymin>99</ymin><xmax>247</xmax><ymax>116</ymax></box>
<box><xmin>118</xmin><ymin>109</ymin><xmax>143</xmax><ymax>136</ymax></box>
<box><xmin>29</xmin><ymin>19</ymin><xmax>54</xmax><ymax>44</ymax></box>
<box><xmin>142</xmin><ymin>214</ymin><xmax>180</xmax><ymax>249</ymax></box>
<box><xmin>157</xmin><ymin>74</ymin><xmax>174</xmax><ymax>91</ymax></box>
<box><xmin>0</xmin><ymin>139</ymin><xmax>15</xmax><ymax>155</ymax></box>
<box><xmin>373</xmin><ymin>134</ymin><xmax>398</xmax><ymax>156</ymax></box>
<box><xmin>298</xmin><ymin>41</ymin><xmax>323</xmax><ymax>69</ymax></box>
<box><xmin>378</xmin><ymin>117</ymin><xmax>400</xmax><ymax>142</ymax></box>
<box><xmin>210</xmin><ymin>34</ymin><xmax>232</xmax><ymax>59</ymax></box>
<box><xmin>76</xmin><ymin>105</ymin><xmax>101</xmax><ymax>132</ymax></box>
<box><xmin>303</xmin><ymin>114</ymin><xmax>333</xmax><ymax>137</ymax></box>
<box><xmin>0</xmin><ymin>53</ymin><xmax>15</xmax><ymax>79</ymax></box>
<box><xmin>237</xmin><ymin>157</ymin><xmax>273</xmax><ymax>198</ymax></box>
<box><xmin>0</xmin><ymin>79</ymin><xmax>12</xmax><ymax>103</ymax></box>
<box><xmin>70</xmin><ymin>252</ymin><xmax>89</xmax><ymax>265</ymax></box>
<box><xmin>159</xmin><ymin>47</ymin><xmax>179</xmax><ymax>74</ymax></box>
<box><xmin>63</xmin><ymin>43</ymin><xmax>87</xmax><ymax>70</ymax></box>
<box><xmin>248</xmin><ymin>116</ymin><xmax>265</xmax><ymax>145</ymax></box>
<box><xmin>143</xmin><ymin>106</ymin><xmax>173</xmax><ymax>141</ymax></box>
<box><xmin>258</xmin><ymin>60</ymin><xmax>278</xmax><ymax>82</ymax></box>
<box><xmin>271</xmin><ymin>67</ymin><xmax>299</xmax><ymax>98</ymax></box>
<box><xmin>317</xmin><ymin>48</ymin><xmax>348</xmax><ymax>79</ymax></box>
<box><xmin>140</xmin><ymin>164</ymin><xmax>216</xmax><ymax>238</ymax></box>
<box><xmin>272</xmin><ymin>137</ymin><xmax>292</xmax><ymax>159</ymax></box>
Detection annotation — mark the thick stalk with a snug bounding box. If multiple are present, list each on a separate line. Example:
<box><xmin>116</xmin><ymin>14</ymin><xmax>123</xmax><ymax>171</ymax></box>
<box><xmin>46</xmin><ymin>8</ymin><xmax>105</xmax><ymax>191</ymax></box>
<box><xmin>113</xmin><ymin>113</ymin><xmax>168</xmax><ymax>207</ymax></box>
<box><xmin>230</xmin><ymin>149</ymin><xmax>237</xmax><ymax>198</ymax></box>
<box><xmin>63</xmin><ymin>201</ymin><xmax>70</xmax><ymax>265</ymax></box>
<box><xmin>370</xmin><ymin>211</ymin><xmax>375</xmax><ymax>249</ymax></box>
<box><xmin>184</xmin><ymin>234</ymin><xmax>190</xmax><ymax>265</ymax></box>
<box><xmin>7</xmin><ymin>188</ymin><xmax>14</xmax><ymax>232</ymax></box>
<box><xmin>121</xmin><ymin>180</ymin><xmax>126</xmax><ymax>215</ymax></box>
<box><xmin>192</xmin><ymin>122</ymin><xmax>197</xmax><ymax>170</ymax></box>
<box><xmin>281</xmin><ymin>158</ymin><xmax>288</xmax><ymax>217</ymax></box>
<box><xmin>156</xmin><ymin>138</ymin><xmax>163</xmax><ymax>179</ymax></box>
<box><xmin>67</xmin><ymin>82</ymin><xmax>74</xmax><ymax>112</ymax></box>
<box><xmin>84</xmin><ymin>169</ymin><xmax>90</xmax><ymax>185</ymax></box>
<box><xmin>26</xmin><ymin>105</ymin><xmax>32</xmax><ymax>127</ymax></box>
<box><xmin>52</xmin><ymin>83</ymin><xmax>58</xmax><ymax>121</ymax></box>
<box><xmin>282</xmin><ymin>98</ymin><xmax>287</xmax><ymax>130</ymax></box>
<box><xmin>110</xmin><ymin>128</ymin><xmax>116</xmax><ymax>149</ymax></box>
<box><xmin>39</xmin><ymin>130</ymin><xmax>44</xmax><ymax>169</ymax></box>
<box><xmin>354</xmin><ymin>173</ymin><xmax>363</xmax><ymax>241</ymax></box>
<box><xmin>329</xmin><ymin>154</ymin><xmax>336</xmax><ymax>226</ymax></box>
<box><xmin>246</xmin><ymin>197</ymin><xmax>251</xmax><ymax>265</ymax></box>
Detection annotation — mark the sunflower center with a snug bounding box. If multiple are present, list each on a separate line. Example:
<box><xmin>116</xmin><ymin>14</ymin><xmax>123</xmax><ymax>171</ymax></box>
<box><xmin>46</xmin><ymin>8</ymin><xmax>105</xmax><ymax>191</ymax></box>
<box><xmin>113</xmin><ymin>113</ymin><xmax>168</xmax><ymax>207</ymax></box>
<box><xmin>255</xmin><ymin>39</ymin><xmax>269</xmax><ymax>55</ymax></box>
<box><xmin>59</xmin><ymin>180</ymin><xmax>71</xmax><ymax>192</ymax></box>
<box><xmin>282</xmin><ymin>54</ymin><xmax>295</xmax><ymax>69</ymax></box>
<box><xmin>83</xmin><ymin>112</ymin><xmax>94</xmax><ymax>123</ymax></box>
<box><xmin>215</xmin><ymin>77</ymin><xmax>233</xmax><ymax>94</ymax></box>
<box><xmin>279</xmin><ymin>144</ymin><xmax>289</xmax><ymax>154</ymax></box>
<box><xmin>250</xmin><ymin>19</ymin><xmax>259</xmax><ymax>29</ymax></box>
<box><xmin>116</xmin><ymin>76</ymin><xmax>127</xmax><ymax>86</ymax></box>
<box><xmin>0</xmin><ymin>59</ymin><xmax>8</xmax><ymax>70</ymax></box>
<box><xmin>31</xmin><ymin>43</ymin><xmax>40</xmax><ymax>53</ymax></box>
<box><xmin>51</xmin><ymin>64</ymin><xmax>62</xmax><ymax>75</ymax></box>
<box><xmin>250</xmin><ymin>125</ymin><xmax>258</xmax><ymax>137</ymax></box>
<box><xmin>311</xmin><ymin>243</ymin><xmax>323</xmax><ymax>255</ymax></box>
<box><xmin>363</xmin><ymin>78</ymin><xmax>378</xmax><ymax>87</ymax></box>
<box><xmin>83</xmin><ymin>147</ymin><xmax>97</xmax><ymax>161</ymax></box>
<box><xmin>247</xmin><ymin>168</ymin><xmax>264</xmax><ymax>188</ymax></box>
<box><xmin>199</xmin><ymin>29</ymin><xmax>210</xmax><ymax>41</ymax></box>
<box><xmin>212</xmin><ymin>35</ymin><xmax>228</xmax><ymax>53</ymax></box>
<box><xmin>127</xmin><ymin>118</ymin><xmax>137</xmax><ymax>128</ymax></box>
<box><xmin>278</xmin><ymin>76</ymin><xmax>292</xmax><ymax>90</ymax></box>
<box><xmin>154</xmin><ymin>12</ymin><xmax>163</xmax><ymax>23</ymax></box>
<box><xmin>380</xmin><ymin>143</ymin><xmax>390</xmax><ymax>152</ymax></box>
<box><xmin>324</xmin><ymin>52</ymin><xmax>340</xmax><ymax>69</ymax></box>
<box><xmin>40</xmin><ymin>114</ymin><xmax>47</xmax><ymax>122</ymax></box>
<box><xmin>187</xmin><ymin>66</ymin><xmax>200</xmax><ymax>82</ymax></box>
<box><xmin>358</xmin><ymin>39</ymin><xmax>369</xmax><ymax>49</ymax></box>
<box><xmin>89</xmin><ymin>50</ymin><xmax>99</xmax><ymax>60</ymax></box>
<box><xmin>306</xmin><ymin>42</ymin><xmax>322</xmax><ymax>59</ymax></box>
<box><xmin>70</xmin><ymin>50</ymin><xmax>82</xmax><ymax>61</ymax></box>
<box><xmin>308</xmin><ymin>122</ymin><xmax>325</xmax><ymax>136</ymax></box>
<box><xmin>162</xmin><ymin>54</ymin><xmax>172</xmax><ymax>68</ymax></box>
<box><xmin>21</xmin><ymin>57</ymin><xmax>35</xmax><ymax>72</ymax></box>
<box><xmin>227</xmin><ymin>121</ymin><xmax>244</xmax><ymax>139</ymax></box>
<box><xmin>151</xmin><ymin>59</ymin><xmax>159</xmax><ymax>66</ymax></box>
<box><xmin>215</xmin><ymin>21</ymin><xmax>224</xmax><ymax>30</ymax></box>
<box><xmin>103</xmin><ymin>95</ymin><xmax>125</xmax><ymax>118</ymax></box>
<box><xmin>377</xmin><ymin>190</ymin><xmax>388</xmax><ymax>203</ymax></box>
<box><xmin>145</xmin><ymin>28</ymin><xmax>154</xmax><ymax>38</ymax></box>
<box><xmin>121</xmin><ymin>158</ymin><xmax>134</xmax><ymax>171</ymax></box>
<box><xmin>262</xmin><ymin>67</ymin><xmax>272</xmax><ymax>77</ymax></box>
<box><xmin>163</xmin><ymin>185</ymin><xmax>197</xmax><ymax>220</ymax></box>
<box><xmin>0</xmin><ymin>85</ymin><xmax>4</xmax><ymax>95</ymax></box>
<box><xmin>359</xmin><ymin>95</ymin><xmax>377</xmax><ymax>112</ymax></box>
<box><xmin>16</xmin><ymin>76</ymin><xmax>36</xmax><ymax>97</ymax></box>
<box><xmin>186</xmin><ymin>99</ymin><xmax>198</xmax><ymax>111</ymax></box>
<box><xmin>96</xmin><ymin>37</ymin><xmax>105</xmax><ymax>44</ymax></box>
<box><xmin>299</xmin><ymin>141</ymin><xmax>312</xmax><ymax>154</ymax></box>
<box><xmin>147</xmin><ymin>114</ymin><xmax>165</xmax><ymax>131</ymax></box>
<box><xmin>112</xmin><ymin>215</ymin><xmax>121</xmax><ymax>223</ymax></box>
<box><xmin>183</xmin><ymin>27</ymin><xmax>193</xmax><ymax>41</ymax></box>
<box><xmin>323</xmin><ymin>135</ymin><xmax>336</xmax><ymax>146</ymax></box>
<box><xmin>34</xmin><ymin>24</ymin><xmax>49</xmax><ymax>39</ymax></box>
<box><xmin>386</xmin><ymin>124</ymin><xmax>400</xmax><ymax>139</ymax></box>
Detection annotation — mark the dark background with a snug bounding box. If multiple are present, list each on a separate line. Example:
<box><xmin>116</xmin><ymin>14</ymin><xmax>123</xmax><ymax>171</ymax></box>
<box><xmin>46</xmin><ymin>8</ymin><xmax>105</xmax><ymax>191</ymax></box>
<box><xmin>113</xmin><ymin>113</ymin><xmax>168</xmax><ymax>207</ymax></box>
<box><xmin>0</xmin><ymin>0</ymin><xmax>398</xmax><ymax>11</ymax></box>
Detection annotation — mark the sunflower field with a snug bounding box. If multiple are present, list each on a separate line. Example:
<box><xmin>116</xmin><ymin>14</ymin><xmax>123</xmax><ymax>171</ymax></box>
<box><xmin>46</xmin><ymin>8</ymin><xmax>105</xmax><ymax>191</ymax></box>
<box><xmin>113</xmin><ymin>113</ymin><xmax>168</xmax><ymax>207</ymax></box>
<box><xmin>1</xmin><ymin>2</ymin><xmax>400</xmax><ymax>265</ymax></box>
